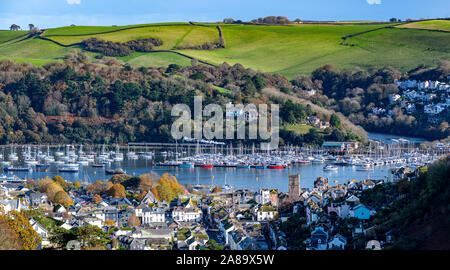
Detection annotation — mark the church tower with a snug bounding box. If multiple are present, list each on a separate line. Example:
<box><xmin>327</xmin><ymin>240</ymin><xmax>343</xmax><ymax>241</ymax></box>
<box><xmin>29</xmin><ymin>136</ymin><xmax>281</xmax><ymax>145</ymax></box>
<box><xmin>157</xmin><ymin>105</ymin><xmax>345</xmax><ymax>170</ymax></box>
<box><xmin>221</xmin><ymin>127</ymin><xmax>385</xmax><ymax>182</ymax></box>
<box><xmin>289</xmin><ymin>174</ymin><xmax>301</xmax><ymax>201</ymax></box>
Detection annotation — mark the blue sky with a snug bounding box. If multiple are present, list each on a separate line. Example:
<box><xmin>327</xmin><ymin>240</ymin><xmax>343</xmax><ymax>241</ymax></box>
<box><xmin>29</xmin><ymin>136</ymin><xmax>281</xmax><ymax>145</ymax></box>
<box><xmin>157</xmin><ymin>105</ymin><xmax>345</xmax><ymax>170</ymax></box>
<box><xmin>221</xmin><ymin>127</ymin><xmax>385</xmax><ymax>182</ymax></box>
<box><xmin>0</xmin><ymin>0</ymin><xmax>449</xmax><ymax>29</ymax></box>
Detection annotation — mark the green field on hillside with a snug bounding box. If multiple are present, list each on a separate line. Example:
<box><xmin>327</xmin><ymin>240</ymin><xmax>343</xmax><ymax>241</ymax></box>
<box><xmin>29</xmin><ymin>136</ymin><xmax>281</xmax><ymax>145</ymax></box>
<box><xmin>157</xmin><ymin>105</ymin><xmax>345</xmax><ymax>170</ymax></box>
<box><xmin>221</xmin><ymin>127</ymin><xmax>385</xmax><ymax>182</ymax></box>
<box><xmin>44</xmin><ymin>25</ymin><xmax>219</xmax><ymax>50</ymax></box>
<box><xmin>0</xmin><ymin>20</ymin><xmax>449</xmax><ymax>77</ymax></box>
<box><xmin>42</xmin><ymin>22</ymin><xmax>189</xmax><ymax>36</ymax></box>
<box><xmin>178</xmin><ymin>24</ymin><xmax>402</xmax><ymax>77</ymax></box>
<box><xmin>0</xmin><ymin>30</ymin><xmax>28</xmax><ymax>44</ymax></box>
<box><xmin>397</xmin><ymin>20</ymin><xmax>450</xmax><ymax>31</ymax></box>
<box><xmin>0</xmin><ymin>38</ymin><xmax>72</xmax><ymax>60</ymax></box>
<box><xmin>117</xmin><ymin>51</ymin><xmax>192</xmax><ymax>66</ymax></box>
<box><xmin>0</xmin><ymin>57</ymin><xmax>56</xmax><ymax>66</ymax></box>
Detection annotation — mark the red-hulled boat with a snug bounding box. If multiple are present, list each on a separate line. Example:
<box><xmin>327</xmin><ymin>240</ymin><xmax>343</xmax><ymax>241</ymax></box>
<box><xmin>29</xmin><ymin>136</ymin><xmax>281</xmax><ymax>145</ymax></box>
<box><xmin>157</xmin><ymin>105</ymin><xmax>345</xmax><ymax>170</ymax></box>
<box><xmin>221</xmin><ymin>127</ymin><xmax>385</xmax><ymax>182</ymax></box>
<box><xmin>199</xmin><ymin>164</ymin><xmax>214</xmax><ymax>168</ymax></box>
<box><xmin>268</xmin><ymin>163</ymin><xmax>284</xmax><ymax>169</ymax></box>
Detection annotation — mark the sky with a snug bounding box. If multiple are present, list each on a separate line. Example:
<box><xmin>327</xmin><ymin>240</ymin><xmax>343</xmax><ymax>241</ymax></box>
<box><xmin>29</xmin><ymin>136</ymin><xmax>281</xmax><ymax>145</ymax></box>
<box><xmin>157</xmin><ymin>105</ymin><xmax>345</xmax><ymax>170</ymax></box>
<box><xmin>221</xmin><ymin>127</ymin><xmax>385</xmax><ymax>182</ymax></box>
<box><xmin>0</xmin><ymin>0</ymin><xmax>449</xmax><ymax>29</ymax></box>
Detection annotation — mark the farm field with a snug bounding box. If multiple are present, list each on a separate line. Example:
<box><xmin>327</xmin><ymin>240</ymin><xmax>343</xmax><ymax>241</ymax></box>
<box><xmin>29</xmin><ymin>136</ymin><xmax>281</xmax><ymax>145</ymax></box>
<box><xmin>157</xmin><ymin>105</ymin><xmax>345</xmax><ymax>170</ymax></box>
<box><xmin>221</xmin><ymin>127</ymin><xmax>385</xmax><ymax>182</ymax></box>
<box><xmin>0</xmin><ymin>20</ymin><xmax>449</xmax><ymax>77</ymax></box>
<box><xmin>43</xmin><ymin>25</ymin><xmax>220</xmax><ymax>50</ymax></box>
<box><xmin>0</xmin><ymin>38</ymin><xmax>72</xmax><ymax>61</ymax></box>
<box><xmin>179</xmin><ymin>23</ymin><xmax>449</xmax><ymax>77</ymax></box>
<box><xmin>396</xmin><ymin>20</ymin><xmax>450</xmax><ymax>31</ymax></box>
<box><xmin>117</xmin><ymin>51</ymin><xmax>192</xmax><ymax>67</ymax></box>
<box><xmin>42</xmin><ymin>22</ymin><xmax>189</xmax><ymax>36</ymax></box>
<box><xmin>0</xmin><ymin>30</ymin><xmax>28</xmax><ymax>44</ymax></box>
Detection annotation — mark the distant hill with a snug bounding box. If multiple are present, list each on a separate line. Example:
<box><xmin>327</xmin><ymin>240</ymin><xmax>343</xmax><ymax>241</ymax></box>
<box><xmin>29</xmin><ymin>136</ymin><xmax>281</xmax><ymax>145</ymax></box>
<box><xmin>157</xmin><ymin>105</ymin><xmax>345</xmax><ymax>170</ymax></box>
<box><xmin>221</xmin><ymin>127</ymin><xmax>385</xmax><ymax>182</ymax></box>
<box><xmin>0</xmin><ymin>20</ymin><xmax>449</xmax><ymax>78</ymax></box>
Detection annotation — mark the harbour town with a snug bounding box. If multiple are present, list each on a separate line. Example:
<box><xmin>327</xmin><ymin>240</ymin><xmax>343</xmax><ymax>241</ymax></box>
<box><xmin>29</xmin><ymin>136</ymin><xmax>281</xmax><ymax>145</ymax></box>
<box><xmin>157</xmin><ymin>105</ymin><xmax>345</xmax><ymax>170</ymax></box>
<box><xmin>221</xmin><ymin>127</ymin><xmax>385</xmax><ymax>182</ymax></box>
<box><xmin>1</xmin><ymin>135</ymin><xmax>448</xmax><ymax>250</ymax></box>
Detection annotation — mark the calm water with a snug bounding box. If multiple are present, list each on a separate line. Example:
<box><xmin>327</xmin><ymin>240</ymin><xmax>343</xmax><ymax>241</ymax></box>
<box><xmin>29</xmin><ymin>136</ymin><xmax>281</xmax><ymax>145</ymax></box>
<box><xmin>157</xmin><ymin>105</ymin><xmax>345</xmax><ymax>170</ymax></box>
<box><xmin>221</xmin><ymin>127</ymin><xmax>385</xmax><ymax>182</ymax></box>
<box><xmin>6</xmin><ymin>159</ymin><xmax>391</xmax><ymax>192</ymax></box>
<box><xmin>367</xmin><ymin>132</ymin><xmax>428</xmax><ymax>144</ymax></box>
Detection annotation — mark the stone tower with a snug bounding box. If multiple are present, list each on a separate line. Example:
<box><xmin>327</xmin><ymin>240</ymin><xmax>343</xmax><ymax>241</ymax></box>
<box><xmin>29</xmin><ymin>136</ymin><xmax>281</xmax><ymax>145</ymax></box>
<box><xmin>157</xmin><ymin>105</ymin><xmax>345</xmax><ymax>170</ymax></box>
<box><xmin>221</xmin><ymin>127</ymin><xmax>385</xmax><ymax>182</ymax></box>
<box><xmin>289</xmin><ymin>174</ymin><xmax>301</xmax><ymax>201</ymax></box>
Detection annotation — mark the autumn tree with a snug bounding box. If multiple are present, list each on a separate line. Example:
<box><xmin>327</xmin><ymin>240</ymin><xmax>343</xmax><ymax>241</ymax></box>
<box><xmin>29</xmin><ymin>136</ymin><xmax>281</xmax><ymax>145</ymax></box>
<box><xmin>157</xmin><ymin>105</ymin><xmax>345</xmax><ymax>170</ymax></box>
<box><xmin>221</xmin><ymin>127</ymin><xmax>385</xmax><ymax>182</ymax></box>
<box><xmin>73</xmin><ymin>181</ymin><xmax>81</xmax><ymax>190</ymax></box>
<box><xmin>104</xmin><ymin>219</ymin><xmax>115</xmax><ymax>227</ymax></box>
<box><xmin>92</xmin><ymin>194</ymin><xmax>103</xmax><ymax>204</ymax></box>
<box><xmin>38</xmin><ymin>177</ymin><xmax>72</xmax><ymax>206</ymax></box>
<box><xmin>0</xmin><ymin>215</ymin><xmax>23</xmax><ymax>250</ymax></box>
<box><xmin>152</xmin><ymin>174</ymin><xmax>185</xmax><ymax>202</ymax></box>
<box><xmin>87</xmin><ymin>180</ymin><xmax>107</xmax><ymax>195</ymax></box>
<box><xmin>139</xmin><ymin>173</ymin><xmax>156</xmax><ymax>191</ymax></box>
<box><xmin>53</xmin><ymin>175</ymin><xmax>67</xmax><ymax>190</ymax></box>
<box><xmin>106</xmin><ymin>183</ymin><xmax>126</xmax><ymax>198</ymax></box>
<box><xmin>2</xmin><ymin>210</ymin><xmax>41</xmax><ymax>250</ymax></box>
<box><xmin>53</xmin><ymin>190</ymin><xmax>74</xmax><ymax>207</ymax></box>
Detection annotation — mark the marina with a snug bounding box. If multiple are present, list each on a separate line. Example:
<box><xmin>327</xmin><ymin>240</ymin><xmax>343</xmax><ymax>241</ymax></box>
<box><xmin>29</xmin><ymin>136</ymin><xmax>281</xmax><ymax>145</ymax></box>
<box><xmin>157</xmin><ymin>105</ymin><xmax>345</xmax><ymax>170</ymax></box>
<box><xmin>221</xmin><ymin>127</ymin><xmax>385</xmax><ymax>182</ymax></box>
<box><xmin>0</xmin><ymin>133</ymin><xmax>447</xmax><ymax>192</ymax></box>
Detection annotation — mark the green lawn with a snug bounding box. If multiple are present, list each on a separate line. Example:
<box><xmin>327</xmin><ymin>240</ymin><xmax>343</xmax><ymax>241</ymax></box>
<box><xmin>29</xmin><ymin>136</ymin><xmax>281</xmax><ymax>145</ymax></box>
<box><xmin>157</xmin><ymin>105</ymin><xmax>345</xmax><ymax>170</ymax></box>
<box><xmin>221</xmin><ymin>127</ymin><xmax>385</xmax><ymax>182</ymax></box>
<box><xmin>283</xmin><ymin>124</ymin><xmax>315</xmax><ymax>134</ymax></box>
<box><xmin>397</xmin><ymin>20</ymin><xmax>450</xmax><ymax>32</ymax></box>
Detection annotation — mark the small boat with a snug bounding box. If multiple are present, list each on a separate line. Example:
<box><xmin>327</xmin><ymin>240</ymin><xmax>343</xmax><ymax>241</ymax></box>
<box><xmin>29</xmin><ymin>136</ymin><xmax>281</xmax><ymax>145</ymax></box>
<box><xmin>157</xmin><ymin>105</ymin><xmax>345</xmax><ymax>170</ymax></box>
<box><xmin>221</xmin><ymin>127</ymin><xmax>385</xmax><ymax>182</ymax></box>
<box><xmin>312</xmin><ymin>157</ymin><xmax>325</xmax><ymax>164</ymax></box>
<box><xmin>223</xmin><ymin>184</ymin><xmax>233</xmax><ymax>191</ymax></box>
<box><xmin>0</xmin><ymin>161</ymin><xmax>11</xmax><ymax>166</ymax></box>
<box><xmin>178</xmin><ymin>162</ymin><xmax>194</xmax><ymax>168</ymax></box>
<box><xmin>8</xmin><ymin>153</ymin><xmax>19</xmax><ymax>161</ymax></box>
<box><xmin>255</xmin><ymin>164</ymin><xmax>266</xmax><ymax>169</ymax></box>
<box><xmin>4</xmin><ymin>166</ymin><xmax>32</xmax><ymax>172</ymax></box>
<box><xmin>268</xmin><ymin>163</ymin><xmax>284</xmax><ymax>169</ymax></box>
<box><xmin>323</xmin><ymin>165</ymin><xmax>338</xmax><ymax>171</ymax></box>
<box><xmin>236</xmin><ymin>164</ymin><xmax>251</xmax><ymax>169</ymax></box>
<box><xmin>36</xmin><ymin>164</ymin><xmax>50</xmax><ymax>168</ymax></box>
<box><xmin>334</xmin><ymin>159</ymin><xmax>350</xmax><ymax>166</ymax></box>
<box><xmin>0</xmin><ymin>175</ymin><xmax>25</xmax><ymax>183</ymax></box>
<box><xmin>58</xmin><ymin>164</ymin><xmax>79</xmax><ymax>173</ymax></box>
<box><xmin>105</xmin><ymin>169</ymin><xmax>126</xmax><ymax>175</ymax></box>
<box><xmin>356</xmin><ymin>163</ymin><xmax>373</xmax><ymax>171</ymax></box>
<box><xmin>199</xmin><ymin>164</ymin><xmax>214</xmax><ymax>168</ymax></box>
<box><xmin>92</xmin><ymin>164</ymin><xmax>105</xmax><ymax>168</ymax></box>
<box><xmin>297</xmin><ymin>159</ymin><xmax>310</xmax><ymax>164</ymax></box>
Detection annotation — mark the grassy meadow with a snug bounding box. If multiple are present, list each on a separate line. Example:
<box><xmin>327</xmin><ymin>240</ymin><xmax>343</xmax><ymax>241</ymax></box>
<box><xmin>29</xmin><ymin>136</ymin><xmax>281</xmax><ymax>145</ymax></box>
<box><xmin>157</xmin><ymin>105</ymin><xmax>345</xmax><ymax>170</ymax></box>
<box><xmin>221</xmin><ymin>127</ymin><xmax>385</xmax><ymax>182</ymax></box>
<box><xmin>0</xmin><ymin>30</ymin><xmax>28</xmax><ymax>44</ymax></box>
<box><xmin>396</xmin><ymin>20</ymin><xmax>450</xmax><ymax>32</ymax></box>
<box><xmin>0</xmin><ymin>20</ymin><xmax>449</xmax><ymax>77</ymax></box>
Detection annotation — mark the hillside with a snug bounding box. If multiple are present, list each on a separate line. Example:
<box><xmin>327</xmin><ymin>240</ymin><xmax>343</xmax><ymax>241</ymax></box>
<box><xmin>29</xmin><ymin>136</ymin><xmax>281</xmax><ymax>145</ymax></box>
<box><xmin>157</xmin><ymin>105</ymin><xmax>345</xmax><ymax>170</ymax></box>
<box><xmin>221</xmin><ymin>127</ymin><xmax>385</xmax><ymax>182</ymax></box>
<box><xmin>396</xmin><ymin>19</ymin><xmax>450</xmax><ymax>31</ymax></box>
<box><xmin>360</xmin><ymin>155</ymin><xmax>450</xmax><ymax>250</ymax></box>
<box><xmin>0</xmin><ymin>20</ymin><xmax>449</xmax><ymax>78</ymax></box>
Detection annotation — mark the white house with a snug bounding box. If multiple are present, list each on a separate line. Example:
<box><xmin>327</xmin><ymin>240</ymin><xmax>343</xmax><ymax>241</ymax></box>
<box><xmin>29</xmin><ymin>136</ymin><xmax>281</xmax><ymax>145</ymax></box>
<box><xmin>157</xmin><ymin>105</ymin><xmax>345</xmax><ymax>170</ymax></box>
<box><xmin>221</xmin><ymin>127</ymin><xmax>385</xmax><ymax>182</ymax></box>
<box><xmin>255</xmin><ymin>189</ymin><xmax>271</xmax><ymax>205</ymax></box>
<box><xmin>0</xmin><ymin>199</ymin><xmax>27</xmax><ymax>213</ymax></box>
<box><xmin>29</xmin><ymin>218</ymin><xmax>49</xmax><ymax>239</ymax></box>
<box><xmin>142</xmin><ymin>207</ymin><xmax>165</xmax><ymax>224</ymax></box>
<box><xmin>29</xmin><ymin>218</ymin><xmax>50</xmax><ymax>246</ymax></box>
<box><xmin>172</xmin><ymin>200</ymin><xmax>202</xmax><ymax>222</ymax></box>
<box><xmin>256</xmin><ymin>206</ymin><xmax>278</xmax><ymax>221</ymax></box>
